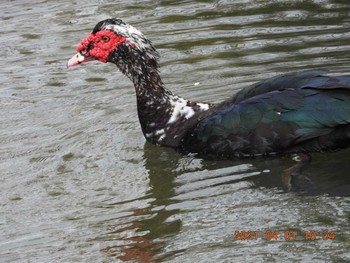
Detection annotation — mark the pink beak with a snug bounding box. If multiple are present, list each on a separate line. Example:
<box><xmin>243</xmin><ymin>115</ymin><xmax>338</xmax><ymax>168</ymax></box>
<box><xmin>67</xmin><ymin>52</ymin><xmax>96</xmax><ymax>67</ymax></box>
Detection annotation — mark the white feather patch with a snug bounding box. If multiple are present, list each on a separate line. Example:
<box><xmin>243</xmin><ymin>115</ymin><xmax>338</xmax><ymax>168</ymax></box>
<box><xmin>167</xmin><ymin>97</ymin><xmax>195</xmax><ymax>124</ymax></box>
<box><xmin>198</xmin><ymin>103</ymin><xmax>210</xmax><ymax>111</ymax></box>
<box><xmin>106</xmin><ymin>23</ymin><xmax>151</xmax><ymax>51</ymax></box>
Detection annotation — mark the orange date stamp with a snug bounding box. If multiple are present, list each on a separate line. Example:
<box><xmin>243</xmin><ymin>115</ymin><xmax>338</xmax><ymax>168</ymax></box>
<box><xmin>233</xmin><ymin>230</ymin><xmax>335</xmax><ymax>241</ymax></box>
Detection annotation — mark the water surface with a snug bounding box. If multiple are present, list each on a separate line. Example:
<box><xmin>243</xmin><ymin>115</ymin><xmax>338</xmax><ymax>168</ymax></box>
<box><xmin>1</xmin><ymin>0</ymin><xmax>350</xmax><ymax>262</ymax></box>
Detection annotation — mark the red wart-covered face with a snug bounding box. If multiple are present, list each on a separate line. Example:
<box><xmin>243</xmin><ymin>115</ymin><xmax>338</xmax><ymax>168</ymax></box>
<box><xmin>67</xmin><ymin>29</ymin><xmax>127</xmax><ymax>67</ymax></box>
<box><xmin>68</xmin><ymin>18</ymin><xmax>158</xmax><ymax>70</ymax></box>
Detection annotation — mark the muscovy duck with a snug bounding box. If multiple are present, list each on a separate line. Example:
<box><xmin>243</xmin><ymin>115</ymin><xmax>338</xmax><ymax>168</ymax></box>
<box><xmin>68</xmin><ymin>18</ymin><xmax>350</xmax><ymax>159</ymax></box>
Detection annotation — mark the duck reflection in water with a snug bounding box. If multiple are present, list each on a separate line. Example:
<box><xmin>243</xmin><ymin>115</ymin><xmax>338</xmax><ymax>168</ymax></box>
<box><xmin>99</xmin><ymin>142</ymin><xmax>350</xmax><ymax>262</ymax></box>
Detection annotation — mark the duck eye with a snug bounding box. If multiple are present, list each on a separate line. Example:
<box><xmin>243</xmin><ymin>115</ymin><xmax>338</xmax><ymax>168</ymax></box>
<box><xmin>102</xmin><ymin>35</ymin><xmax>110</xmax><ymax>42</ymax></box>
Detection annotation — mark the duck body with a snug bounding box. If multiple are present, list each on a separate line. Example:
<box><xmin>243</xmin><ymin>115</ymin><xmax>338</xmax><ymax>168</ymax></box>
<box><xmin>68</xmin><ymin>18</ymin><xmax>350</xmax><ymax>159</ymax></box>
<box><xmin>183</xmin><ymin>70</ymin><xmax>350</xmax><ymax>158</ymax></box>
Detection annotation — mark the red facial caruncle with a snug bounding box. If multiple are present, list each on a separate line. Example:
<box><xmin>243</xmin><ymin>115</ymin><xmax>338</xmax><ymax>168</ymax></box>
<box><xmin>76</xmin><ymin>30</ymin><xmax>127</xmax><ymax>63</ymax></box>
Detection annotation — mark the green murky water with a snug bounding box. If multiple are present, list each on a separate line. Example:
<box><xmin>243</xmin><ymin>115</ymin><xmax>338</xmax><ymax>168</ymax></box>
<box><xmin>1</xmin><ymin>0</ymin><xmax>350</xmax><ymax>262</ymax></box>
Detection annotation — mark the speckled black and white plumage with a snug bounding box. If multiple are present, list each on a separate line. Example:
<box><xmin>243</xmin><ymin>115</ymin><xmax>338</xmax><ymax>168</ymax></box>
<box><xmin>91</xmin><ymin>19</ymin><xmax>213</xmax><ymax>148</ymax></box>
<box><xmin>69</xmin><ymin>18</ymin><xmax>350</xmax><ymax>159</ymax></box>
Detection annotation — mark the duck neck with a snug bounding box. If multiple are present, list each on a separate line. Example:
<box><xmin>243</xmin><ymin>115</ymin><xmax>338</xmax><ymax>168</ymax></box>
<box><xmin>111</xmin><ymin>45</ymin><xmax>213</xmax><ymax>148</ymax></box>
